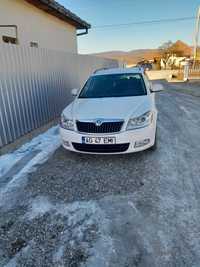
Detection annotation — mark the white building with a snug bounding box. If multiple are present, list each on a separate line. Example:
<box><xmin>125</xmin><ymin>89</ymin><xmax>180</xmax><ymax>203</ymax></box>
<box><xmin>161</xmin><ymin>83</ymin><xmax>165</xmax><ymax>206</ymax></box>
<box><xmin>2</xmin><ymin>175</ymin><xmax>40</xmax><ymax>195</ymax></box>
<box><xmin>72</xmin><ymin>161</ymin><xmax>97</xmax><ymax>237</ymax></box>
<box><xmin>0</xmin><ymin>0</ymin><xmax>90</xmax><ymax>53</ymax></box>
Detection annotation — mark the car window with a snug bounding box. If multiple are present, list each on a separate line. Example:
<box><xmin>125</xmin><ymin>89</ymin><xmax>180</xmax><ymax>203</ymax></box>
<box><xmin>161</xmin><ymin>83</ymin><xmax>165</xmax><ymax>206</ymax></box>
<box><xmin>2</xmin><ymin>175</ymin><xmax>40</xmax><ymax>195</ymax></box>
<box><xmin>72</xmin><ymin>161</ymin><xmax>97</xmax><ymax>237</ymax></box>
<box><xmin>79</xmin><ymin>73</ymin><xmax>147</xmax><ymax>98</ymax></box>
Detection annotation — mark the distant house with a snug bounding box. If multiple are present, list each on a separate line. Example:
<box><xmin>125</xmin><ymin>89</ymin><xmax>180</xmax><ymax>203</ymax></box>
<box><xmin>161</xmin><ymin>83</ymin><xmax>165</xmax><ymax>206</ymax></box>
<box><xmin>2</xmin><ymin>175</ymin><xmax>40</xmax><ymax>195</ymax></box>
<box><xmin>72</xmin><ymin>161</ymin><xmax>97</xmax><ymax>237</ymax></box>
<box><xmin>0</xmin><ymin>0</ymin><xmax>90</xmax><ymax>53</ymax></box>
<box><xmin>160</xmin><ymin>40</ymin><xmax>193</xmax><ymax>69</ymax></box>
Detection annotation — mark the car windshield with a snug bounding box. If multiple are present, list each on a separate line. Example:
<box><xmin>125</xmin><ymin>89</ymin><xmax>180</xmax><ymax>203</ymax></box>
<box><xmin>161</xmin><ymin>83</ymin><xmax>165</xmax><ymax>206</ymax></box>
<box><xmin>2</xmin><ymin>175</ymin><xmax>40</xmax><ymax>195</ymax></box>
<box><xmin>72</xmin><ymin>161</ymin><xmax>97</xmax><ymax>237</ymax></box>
<box><xmin>79</xmin><ymin>73</ymin><xmax>147</xmax><ymax>98</ymax></box>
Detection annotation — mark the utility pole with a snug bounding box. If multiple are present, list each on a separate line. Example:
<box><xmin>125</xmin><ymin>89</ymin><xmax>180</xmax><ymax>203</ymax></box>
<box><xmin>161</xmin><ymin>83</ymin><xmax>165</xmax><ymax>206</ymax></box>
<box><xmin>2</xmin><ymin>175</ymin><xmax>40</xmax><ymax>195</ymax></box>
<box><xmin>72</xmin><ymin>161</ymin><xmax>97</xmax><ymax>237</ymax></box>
<box><xmin>193</xmin><ymin>6</ymin><xmax>200</xmax><ymax>67</ymax></box>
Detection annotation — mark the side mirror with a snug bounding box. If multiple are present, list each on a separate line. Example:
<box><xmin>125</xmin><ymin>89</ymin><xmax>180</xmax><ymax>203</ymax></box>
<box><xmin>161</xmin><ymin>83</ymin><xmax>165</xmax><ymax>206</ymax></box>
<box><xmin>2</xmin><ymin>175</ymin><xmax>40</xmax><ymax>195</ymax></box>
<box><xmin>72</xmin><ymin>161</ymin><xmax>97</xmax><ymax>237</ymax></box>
<box><xmin>150</xmin><ymin>84</ymin><xmax>164</xmax><ymax>93</ymax></box>
<box><xmin>71</xmin><ymin>88</ymin><xmax>79</xmax><ymax>96</ymax></box>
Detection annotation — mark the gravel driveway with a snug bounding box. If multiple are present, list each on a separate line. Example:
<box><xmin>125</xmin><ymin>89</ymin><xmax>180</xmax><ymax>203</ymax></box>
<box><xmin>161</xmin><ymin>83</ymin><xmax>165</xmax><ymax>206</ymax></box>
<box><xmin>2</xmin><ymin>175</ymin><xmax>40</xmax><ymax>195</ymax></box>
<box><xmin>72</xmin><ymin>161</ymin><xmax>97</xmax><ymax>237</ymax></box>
<box><xmin>0</xmin><ymin>81</ymin><xmax>200</xmax><ymax>267</ymax></box>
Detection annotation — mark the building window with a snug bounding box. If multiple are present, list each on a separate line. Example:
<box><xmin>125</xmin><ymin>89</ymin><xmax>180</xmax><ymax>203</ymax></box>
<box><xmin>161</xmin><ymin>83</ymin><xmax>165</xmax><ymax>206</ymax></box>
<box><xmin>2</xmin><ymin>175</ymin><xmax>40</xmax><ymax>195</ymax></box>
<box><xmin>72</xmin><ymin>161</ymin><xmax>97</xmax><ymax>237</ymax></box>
<box><xmin>30</xmin><ymin>42</ymin><xmax>38</xmax><ymax>48</ymax></box>
<box><xmin>2</xmin><ymin>35</ymin><xmax>18</xmax><ymax>45</ymax></box>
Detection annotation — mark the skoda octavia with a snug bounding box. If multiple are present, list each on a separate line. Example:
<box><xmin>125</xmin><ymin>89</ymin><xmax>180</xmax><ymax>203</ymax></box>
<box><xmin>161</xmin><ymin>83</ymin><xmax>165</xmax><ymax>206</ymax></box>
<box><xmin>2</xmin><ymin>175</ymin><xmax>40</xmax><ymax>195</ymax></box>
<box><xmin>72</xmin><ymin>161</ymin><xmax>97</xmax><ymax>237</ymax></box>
<box><xmin>60</xmin><ymin>68</ymin><xmax>163</xmax><ymax>154</ymax></box>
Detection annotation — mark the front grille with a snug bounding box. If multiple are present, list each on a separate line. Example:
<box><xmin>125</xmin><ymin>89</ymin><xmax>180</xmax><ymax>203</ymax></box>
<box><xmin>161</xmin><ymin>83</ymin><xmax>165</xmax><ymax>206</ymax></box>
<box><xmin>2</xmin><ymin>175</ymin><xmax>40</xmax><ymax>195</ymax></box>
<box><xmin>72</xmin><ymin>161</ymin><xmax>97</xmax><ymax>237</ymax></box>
<box><xmin>76</xmin><ymin>120</ymin><xmax>124</xmax><ymax>133</ymax></box>
<box><xmin>72</xmin><ymin>143</ymin><xmax>129</xmax><ymax>153</ymax></box>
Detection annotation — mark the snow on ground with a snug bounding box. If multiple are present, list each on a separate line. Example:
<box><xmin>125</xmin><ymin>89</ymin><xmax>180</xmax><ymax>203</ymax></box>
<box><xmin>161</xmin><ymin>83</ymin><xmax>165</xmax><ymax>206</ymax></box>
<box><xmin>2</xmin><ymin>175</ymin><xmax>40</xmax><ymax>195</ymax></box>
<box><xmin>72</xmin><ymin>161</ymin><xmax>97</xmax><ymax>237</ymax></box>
<box><xmin>23</xmin><ymin>196</ymin><xmax>114</xmax><ymax>267</ymax></box>
<box><xmin>0</xmin><ymin>126</ymin><xmax>61</xmax><ymax>208</ymax></box>
<box><xmin>0</xmin><ymin>126</ymin><xmax>60</xmax><ymax>178</ymax></box>
<box><xmin>4</xmin><ymin>246</ymin><xmax>30</xmax><ymax>267</ymax></box>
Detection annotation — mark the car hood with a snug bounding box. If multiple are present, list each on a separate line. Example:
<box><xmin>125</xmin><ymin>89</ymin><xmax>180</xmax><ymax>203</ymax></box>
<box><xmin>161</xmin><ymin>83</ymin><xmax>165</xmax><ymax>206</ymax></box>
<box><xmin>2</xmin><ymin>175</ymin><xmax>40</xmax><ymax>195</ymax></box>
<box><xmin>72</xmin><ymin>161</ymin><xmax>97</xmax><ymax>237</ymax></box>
<box><xmin>63</xmin><ymin>96</ymin><xmax>152</xmax><ymax>121</ymax></box>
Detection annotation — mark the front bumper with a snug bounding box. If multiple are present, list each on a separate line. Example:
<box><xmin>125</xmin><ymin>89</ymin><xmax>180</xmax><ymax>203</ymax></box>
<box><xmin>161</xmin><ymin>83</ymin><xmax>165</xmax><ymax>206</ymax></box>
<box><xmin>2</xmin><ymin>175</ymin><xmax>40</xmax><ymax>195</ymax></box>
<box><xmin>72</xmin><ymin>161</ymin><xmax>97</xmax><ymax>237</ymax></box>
<box><xmin>60</xmin><ymin>123</ymin><xmax>156</xmax><ymax>154</ymax></box>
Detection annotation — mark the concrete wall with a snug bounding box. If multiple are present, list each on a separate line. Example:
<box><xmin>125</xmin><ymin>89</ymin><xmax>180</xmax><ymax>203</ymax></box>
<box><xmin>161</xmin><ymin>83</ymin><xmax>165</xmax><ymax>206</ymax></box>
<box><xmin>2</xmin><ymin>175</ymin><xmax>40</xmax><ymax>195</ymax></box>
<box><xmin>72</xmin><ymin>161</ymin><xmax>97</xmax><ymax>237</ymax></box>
<box><xmin>146</xmin><ymin>70</ymin><xmax>179</xmax><ymax>80</ymax></box>
<box><xmin>0</xmin><ymin>44</ymin><xmax>119</xmax><ymax>147</ymax></box>
<box><xmin>0</xmin><ymin>0</ymin><xmax>77</xmax><ymax>53</ymax></box>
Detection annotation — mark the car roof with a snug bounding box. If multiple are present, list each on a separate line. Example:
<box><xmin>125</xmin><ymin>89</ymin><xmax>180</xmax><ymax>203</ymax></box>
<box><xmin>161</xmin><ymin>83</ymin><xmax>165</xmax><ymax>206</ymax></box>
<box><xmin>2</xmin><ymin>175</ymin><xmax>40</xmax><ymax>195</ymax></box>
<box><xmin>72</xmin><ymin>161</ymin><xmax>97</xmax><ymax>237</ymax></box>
<box><xmin>92</xmin><ymin>67</ymin><xmax>144</xmax><ymax>76</ymax></box>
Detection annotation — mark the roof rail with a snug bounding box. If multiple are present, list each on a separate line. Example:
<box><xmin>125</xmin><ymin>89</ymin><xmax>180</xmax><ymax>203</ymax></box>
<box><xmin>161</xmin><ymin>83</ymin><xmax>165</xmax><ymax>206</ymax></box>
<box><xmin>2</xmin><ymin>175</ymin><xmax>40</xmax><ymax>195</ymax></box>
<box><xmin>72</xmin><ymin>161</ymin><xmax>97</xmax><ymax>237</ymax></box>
<box><xmin>93</xmin><ymin>67</ymin><xmax>109</xmax><ymax>74</ymax></box>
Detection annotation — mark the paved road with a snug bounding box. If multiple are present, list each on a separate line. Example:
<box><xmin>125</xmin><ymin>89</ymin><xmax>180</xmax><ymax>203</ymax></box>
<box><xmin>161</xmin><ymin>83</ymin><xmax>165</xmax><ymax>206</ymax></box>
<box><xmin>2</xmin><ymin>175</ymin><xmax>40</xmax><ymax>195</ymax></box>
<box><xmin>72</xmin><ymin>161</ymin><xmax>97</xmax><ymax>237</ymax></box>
<box><xmin>0</xmin><ymin>81</ymin><xmax>200</xmax><ymax>267</ymax></box>
<box><xmin>168</xmin><ymin>80</ymin><xmax>200</xmax><ymax>97</ymax></box>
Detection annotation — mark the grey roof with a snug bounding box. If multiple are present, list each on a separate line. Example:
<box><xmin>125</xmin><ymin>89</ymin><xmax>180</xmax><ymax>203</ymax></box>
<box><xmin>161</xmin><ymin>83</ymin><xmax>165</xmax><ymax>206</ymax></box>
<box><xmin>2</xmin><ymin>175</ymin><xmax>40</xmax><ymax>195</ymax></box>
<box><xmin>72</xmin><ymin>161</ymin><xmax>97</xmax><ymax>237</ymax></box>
<box><xmin>26</xmin><ymin>0</ymin><xmax>91</xmax><ymax>29</ymax></box>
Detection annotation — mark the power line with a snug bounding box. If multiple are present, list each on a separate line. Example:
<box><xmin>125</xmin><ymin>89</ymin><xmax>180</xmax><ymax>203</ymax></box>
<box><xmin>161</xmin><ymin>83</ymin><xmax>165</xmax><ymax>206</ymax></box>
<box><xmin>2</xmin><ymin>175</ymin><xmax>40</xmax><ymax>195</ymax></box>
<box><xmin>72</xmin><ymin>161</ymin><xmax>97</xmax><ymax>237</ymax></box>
<box><xmin>92</xmin><ymin>16</ymin><xmax>195</xmax><ymax>29</ymax></box>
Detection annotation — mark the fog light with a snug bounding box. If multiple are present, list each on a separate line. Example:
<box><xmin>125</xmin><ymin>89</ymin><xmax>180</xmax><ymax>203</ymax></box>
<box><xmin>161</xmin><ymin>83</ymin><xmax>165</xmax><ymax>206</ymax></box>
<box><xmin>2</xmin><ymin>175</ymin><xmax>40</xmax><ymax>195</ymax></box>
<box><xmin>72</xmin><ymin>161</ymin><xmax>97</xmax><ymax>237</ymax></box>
<box><xmin>63</xmin><ymin>140</ymin><xmax>70</xmax><ymax>147</ymax></box>
<box><xmin>134</xmin><ymin>139</ymin><xmax>150</xmax><ymax>148</ymax></box>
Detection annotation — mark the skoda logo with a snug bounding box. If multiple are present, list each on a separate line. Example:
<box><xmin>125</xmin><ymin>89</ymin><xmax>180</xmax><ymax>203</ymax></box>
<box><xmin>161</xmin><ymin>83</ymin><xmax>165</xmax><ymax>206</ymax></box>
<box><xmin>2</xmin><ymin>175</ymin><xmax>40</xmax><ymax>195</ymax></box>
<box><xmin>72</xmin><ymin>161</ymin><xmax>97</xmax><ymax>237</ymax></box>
<box><xmin>95</xmin><ymin>119</ymin><xmax>103</xmax><ymax>126</ymax></box>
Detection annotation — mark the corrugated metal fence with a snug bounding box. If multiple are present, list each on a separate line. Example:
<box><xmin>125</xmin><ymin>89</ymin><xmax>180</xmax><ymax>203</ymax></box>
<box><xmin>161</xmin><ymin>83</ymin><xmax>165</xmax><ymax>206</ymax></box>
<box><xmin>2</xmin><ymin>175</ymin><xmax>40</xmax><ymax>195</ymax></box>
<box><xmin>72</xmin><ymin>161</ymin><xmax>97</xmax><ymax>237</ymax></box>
<box><xmin>0</xmin><ymin>45</ymin><xmax>119</xmax><ymax>147</ymax></box>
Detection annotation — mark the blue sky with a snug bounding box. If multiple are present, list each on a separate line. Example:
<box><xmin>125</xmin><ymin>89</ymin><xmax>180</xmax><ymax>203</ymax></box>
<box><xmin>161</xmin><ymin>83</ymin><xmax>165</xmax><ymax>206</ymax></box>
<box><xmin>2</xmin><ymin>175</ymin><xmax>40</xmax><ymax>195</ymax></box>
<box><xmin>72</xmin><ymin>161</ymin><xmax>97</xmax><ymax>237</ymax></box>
<box><xmin>58</xmin><ymin>0</ymin><xmax>199</xmax><ymax>54</ymax></box>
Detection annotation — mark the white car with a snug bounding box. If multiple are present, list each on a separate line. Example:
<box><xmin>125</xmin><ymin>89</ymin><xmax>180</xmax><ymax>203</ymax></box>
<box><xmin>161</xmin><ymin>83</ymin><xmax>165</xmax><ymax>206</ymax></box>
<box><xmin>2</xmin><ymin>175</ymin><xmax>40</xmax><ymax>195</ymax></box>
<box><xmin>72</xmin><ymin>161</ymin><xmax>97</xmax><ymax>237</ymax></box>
<box><xmin>60</xmin><ymin>68</ymin><xmax>163</xmax><ymax>154</ymax></box>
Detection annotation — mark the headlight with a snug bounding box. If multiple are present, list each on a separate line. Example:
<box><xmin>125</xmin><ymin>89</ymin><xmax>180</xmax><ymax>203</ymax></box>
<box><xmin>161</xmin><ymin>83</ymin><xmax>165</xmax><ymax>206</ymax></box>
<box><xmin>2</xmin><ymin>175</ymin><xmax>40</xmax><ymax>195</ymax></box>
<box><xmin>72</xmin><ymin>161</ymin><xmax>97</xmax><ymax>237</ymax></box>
<box><xmin>126</xmin><ymin>111</ymin><xmax>153</xmax><ymax>130</ymax></box>
<box><xmin>60</xmin><ymin>114</ymin><xmax>74</xmax><ymax>131</ymax></box>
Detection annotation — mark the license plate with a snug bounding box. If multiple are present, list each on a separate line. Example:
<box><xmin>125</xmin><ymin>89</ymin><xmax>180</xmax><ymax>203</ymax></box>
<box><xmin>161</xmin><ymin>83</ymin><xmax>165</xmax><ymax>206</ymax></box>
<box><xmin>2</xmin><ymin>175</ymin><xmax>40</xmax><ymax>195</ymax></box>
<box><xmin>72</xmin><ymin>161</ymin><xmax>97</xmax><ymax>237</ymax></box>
<box><xmin>82</xmin><ymin>136</ymin><xmax>116</xmax><ymax>145</ymax></box>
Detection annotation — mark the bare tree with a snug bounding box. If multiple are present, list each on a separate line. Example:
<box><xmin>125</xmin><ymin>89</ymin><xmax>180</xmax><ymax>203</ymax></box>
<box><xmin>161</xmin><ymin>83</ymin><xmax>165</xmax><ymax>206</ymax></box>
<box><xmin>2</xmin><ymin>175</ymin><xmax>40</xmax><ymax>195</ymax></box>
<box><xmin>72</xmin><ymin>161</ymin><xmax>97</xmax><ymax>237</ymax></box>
<box><xmin>158</xmin><ymin>41</ymin><xmax>173</xmax><ymax>50</ymax></box>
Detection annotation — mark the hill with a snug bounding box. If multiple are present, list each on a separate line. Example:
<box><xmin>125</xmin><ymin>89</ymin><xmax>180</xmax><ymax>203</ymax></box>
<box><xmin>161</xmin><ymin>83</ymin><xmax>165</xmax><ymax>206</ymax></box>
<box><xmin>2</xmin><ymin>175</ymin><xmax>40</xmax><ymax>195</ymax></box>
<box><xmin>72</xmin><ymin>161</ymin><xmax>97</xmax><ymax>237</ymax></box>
<box><xmin>167</xmin><ymin>40</ymin><xmax>192</xmax><ymax>56</ymax></box>
<box><xmin>93</xmin><ymin>49</ymin><xmax>162</xmax><ymax>65</ymax></box>
<box><xmin>92</xmin><ymin>40</ymin><xmax>193</xmax><ymax>65</ymax></box>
